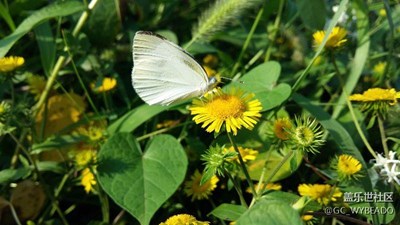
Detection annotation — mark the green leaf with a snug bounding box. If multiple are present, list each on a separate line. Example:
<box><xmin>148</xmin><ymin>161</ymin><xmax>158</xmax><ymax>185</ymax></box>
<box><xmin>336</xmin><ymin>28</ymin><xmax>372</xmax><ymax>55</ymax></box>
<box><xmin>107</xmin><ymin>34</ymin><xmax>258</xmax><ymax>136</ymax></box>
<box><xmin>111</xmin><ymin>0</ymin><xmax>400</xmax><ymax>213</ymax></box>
<box><xmin>296</xmin><ymin>0</ymin><xmax>327</xmax><ymax>29</ymax></box>
<box><xmin>229</xmin><ymin>61</ymin><xmax>291</xmax><ymax>111</ymax></box>
<box><xmin>34</xmin><ymin>21</ymin><xmax>56</xmax><ymax>77</ymax></box>
<box><xmin>210</xmin><ymin>204</ymin><xmax>247</xmax><ymax>221</ymax></box>
<box><xmin>0</xmin><ymin>2</ymin><xmax>16</xmax><ymax>31</ymax></box>
<box><xmin>0</xmin><ymin>1</ymin><xmax>85</xmax><ymax>57</ymax></box>
<box><xmin>31</xmin><ymin>134</ymin><xmax>86</xmax><ymax>154</ymax></box>
<box><xmin>0</xmin><ymin>168</ymin><xmax>31</xmax><ymax>184</ymax></box>
<box><xmin>35</xmin><ymin>161</ymin><xmax>66</xmax><ymax>174</ymax></box>
<box><xmin>263</xmin><ymin>191</ymin><xmax>321</xmax><ymax>212</ymax></box>
<box><xmin>84</xmin><ymin>0</ymin><xmax>120</xmax><ymax>46</ymax></box>
<box><xmin>236</xmin><ymin>199</ymin><xmax>303</xmax><ymax>225</ymax></box>
<box><xmin>107</xmin><ymin>104</ymin><xmax>170</xmax><ymax>134</ymax></box>
<box><xmin>247</xmin><ymin>149</ymin><xmax>303</xmax><ymax>182</ymax></box>
<box><xmin>97</xmin><ymin>133</ymin><xmax>188</xmax><ymax>225</ymax></box>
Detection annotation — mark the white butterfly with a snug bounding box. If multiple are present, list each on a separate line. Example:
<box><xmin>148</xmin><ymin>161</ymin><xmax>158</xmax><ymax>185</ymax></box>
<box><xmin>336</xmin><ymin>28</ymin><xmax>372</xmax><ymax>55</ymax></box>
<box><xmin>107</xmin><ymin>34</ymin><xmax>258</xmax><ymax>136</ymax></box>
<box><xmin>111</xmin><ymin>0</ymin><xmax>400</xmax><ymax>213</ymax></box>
<box><xmin>131</xmin><ymin>31</ymin><xmax>216</xmax><ymax>105</ymax></box>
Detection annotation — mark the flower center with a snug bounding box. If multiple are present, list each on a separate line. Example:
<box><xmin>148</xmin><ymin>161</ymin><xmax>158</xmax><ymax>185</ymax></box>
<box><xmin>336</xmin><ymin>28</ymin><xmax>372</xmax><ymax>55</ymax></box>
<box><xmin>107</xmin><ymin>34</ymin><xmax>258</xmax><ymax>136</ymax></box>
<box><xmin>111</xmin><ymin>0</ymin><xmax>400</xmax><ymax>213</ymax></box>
<box><xmin>206</xmin><ymin>95</ymin><xmax>246</xmax><ymax>119</ymax></box>
<box><xmin>295</xmin><ymin>126</ymin><xmax>314</xmax><ymax>146</ymax></box>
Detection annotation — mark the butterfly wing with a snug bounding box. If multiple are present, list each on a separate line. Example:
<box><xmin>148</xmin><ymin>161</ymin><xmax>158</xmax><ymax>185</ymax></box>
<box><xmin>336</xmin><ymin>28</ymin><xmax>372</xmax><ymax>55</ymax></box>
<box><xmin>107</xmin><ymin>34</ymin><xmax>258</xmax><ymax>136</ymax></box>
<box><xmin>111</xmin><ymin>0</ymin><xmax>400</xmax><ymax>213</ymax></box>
<box><xmin>132</xmin><ymin>31</ymin><xmax>210</xmax><ymax>105</ymax></box>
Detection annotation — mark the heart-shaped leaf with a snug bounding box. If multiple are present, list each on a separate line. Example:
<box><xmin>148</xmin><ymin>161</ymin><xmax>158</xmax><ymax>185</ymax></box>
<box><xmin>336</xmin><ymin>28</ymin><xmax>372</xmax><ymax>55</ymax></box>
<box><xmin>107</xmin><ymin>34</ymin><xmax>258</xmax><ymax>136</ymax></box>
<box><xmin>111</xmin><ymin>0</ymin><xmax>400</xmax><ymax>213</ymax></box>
<box><xmin>236</xmin><ymin>199</ymin><xmax>303</xmax><ymax>225</ymax></box>
<box><xmin>97</xmin><ymin>133</ymin><xmax>188</xmax><ymax>225</ymax></box>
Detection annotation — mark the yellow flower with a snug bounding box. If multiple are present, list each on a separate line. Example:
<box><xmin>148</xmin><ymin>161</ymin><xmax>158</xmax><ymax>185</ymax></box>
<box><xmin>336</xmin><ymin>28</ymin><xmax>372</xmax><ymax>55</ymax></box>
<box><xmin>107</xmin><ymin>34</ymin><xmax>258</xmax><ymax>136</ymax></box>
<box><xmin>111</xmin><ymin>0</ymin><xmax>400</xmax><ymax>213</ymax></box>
<box><xmin>334</xmin><ymin>154</ymin><xmax>362</xmax><ymax>180</ymax></box>
<box><xmin>76</xmin><ymin>120</ymin><xmax>107</xmax><ymax>141</ymax></box>
<box><xmin>246</xmin><ymin>182</ymin><xmax>281</xmax><ymax>193</ymax></box>
<box><xmin>349</xmin><ymin>88</ymin><xmax>400</xmax><ymax>105</ymax></box>
<box><xmin>91</xmin><ymin>77</ymin><xmax>117</xmax><ymax>93</ymax></box>
<box><xmin>75</xmin><ymin>149</ymin><xmax>97</xmax><ymax>167</ymax></box>
<box><xmin>184</xmin><ymin>170</ymin><xmax>219</xmax><ymax>201</ymax></box>
<box><xmin>298</xmin><ymin>184</ymin><xmax>342</xmax><ymax>205</ymax></box>
<box><xmin>313</xmin><ymin>27</ymin><xmax>347</xmax><ymax>50</ymax></box>
<box><xmin>26</xmin><ymin>74</ymin><xmax>48</xmax><ymax>100</ymax></box>
<box><xmin>379</xmin><ymin>9</ymin><xmax>386</xmax><ymax>17</ymax></box>
<box><xmin>273</xmin><ymin>117</ymin><xmax>293</xmax><ymax>140</ymax></box>
<box><xmin>372</xmin><ymin>61</ymin><xmax>387</xmax><ymax>77</ymax></box>
<box><xmin>81</xmin><ymin>168</ymin><xmax>96</xmax><ymax>193</ymax></box>
<box><xmin>160</xmin><ymin>214</ymin><xmax>209</xmax><ymax>225</ymax></box>
<box><xmin>203</xmin><ymin>65</ymin><xmax>216</xmax><ymax>77</ymax></box>
<box><xmin>0</xmin><ymin>56</ymin><xmax>24</xmax><ymax>72</ymax></box>
<box><xmin>224</xmin><ymin>146</ymin><xmax>258</xmax><ymax>163</ymax></box>
<box><xmin>302</xmin><ymin>213</ymin><xmax>313</xmax><ymax>222</ymax></box>
<box><xmin>35</xmin><ymin>93</ymin><xmax>86</xmax><ymax>138</ymax></box>
<box><xmin>203</xmin><ymin>54</ymin><xmax>218</xmax><ymax>67</ymax></box>
<box><xmin>190</xmin><ymin>87</ymin><xmax>262</xmax><ymax>135</ymax></box>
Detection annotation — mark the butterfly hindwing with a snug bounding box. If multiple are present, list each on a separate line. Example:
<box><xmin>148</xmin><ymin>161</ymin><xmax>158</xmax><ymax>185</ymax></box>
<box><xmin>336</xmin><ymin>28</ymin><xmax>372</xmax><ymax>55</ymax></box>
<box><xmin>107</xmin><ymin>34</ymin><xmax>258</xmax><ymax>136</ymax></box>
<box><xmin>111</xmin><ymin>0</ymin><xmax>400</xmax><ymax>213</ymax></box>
<box><xmin>132</xmin><ymin>31</ymin><xmax>210</xmax><ymax>105</ymax></box>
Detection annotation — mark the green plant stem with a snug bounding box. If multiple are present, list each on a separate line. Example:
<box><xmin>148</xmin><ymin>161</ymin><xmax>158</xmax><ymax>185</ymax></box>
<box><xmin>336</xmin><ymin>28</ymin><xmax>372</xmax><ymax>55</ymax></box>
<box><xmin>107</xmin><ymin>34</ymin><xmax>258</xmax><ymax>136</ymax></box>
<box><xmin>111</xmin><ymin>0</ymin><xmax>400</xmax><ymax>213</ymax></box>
<box><xmin>226</xmin><ymin>172</ymin><xmax>247</xmax><ymax>207</ymax></box>
<box><xmin>10</xmin><ymin>129</ymin><xmax>27</xmax><ymax>169</ymax></box>
<box><xmin>97</xmin><ymin>176</ymin><xmax>110</xmax><ymax>223</ymax></box>
<box><xmin>329</xmin><ymin>53</ymin><xmax>377</xmax><ymax>159</ymax></box>
<box><xmin>227</xmin><ymin>132</ymin><xmax>256</xmax><ymax>197</ymax></box>
<box><xmin>346</xmin><ymin>99</ymin><xmax>377</xmax><ymax>159</ymax></box>
<box><xmin>9</xmin><ymin>133</ymin><xmax>70</xmax><ymax>225</ymax></box>
<box><xmin>377</xmin><ymin>114</ymin><xmax>389</xmax><ymax>157</ymax></box>
<box><xmin>33</xmin><ymin>0</ymin><xmax>99</xmax><ymax>117</ymax></box>
<box><xmin>48</xmin><ymin>170</ymin><xmax>73</xmax><ymax>216</ymax></box>
<box><xmin>249</xmin><ymin>150</ymin><xmax>293</xmax><ymax>207</ymax></box>
<box><xmin>264</xmin><ymin>0</ymin><xmax>285</xmax><ymax>62</ymax></box>
<box><xmin>62</xmin><ymin>33</ymin><xmax>99</xmax><ymax>115</ymax></box>
<box><xmin>230</xmin><ymin>6</ymin><xmax>264</xmax><ymax>76</ymax></box>
<box><xmin>248</xmin><ymin>166</ymin><xmax>266</xmax><ymax>207</ymax></box>
<box><xmin>9</xmin><ymin>203</ymin><xmax>22</xmax><ymax>225</ymax></box>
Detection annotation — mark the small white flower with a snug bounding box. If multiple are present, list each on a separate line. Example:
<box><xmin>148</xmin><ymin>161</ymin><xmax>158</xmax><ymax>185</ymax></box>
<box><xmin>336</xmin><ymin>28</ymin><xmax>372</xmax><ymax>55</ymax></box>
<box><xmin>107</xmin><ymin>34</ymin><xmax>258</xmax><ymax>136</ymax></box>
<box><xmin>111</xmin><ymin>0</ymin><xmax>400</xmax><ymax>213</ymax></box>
<box><xmin>371</xmin><ymin>151</ymin><xmax>400</xmax><ymax>185</ymax></box>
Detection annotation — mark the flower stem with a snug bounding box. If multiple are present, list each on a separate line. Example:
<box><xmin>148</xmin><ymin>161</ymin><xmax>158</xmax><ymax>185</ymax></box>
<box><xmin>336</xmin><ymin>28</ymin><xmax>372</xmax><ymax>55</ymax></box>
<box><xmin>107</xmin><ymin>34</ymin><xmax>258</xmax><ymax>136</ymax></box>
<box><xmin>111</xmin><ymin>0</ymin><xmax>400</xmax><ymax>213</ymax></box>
<box><xmin>377</xmin><ymin>114</ymin><xmax>389</xmax><ymax>157</ymax></box>
<box><xmin>227</xmin><ymin>132</ymin><xmax>256</xmax><ymax>197</ymax></box>
<box><xmin>264</xmin><ymin>0</ymin><xmax>285</xmax><ymax>62</ymax></box>
<box><xmin>249</xmin><ymin>150</ymin><xmax>293</xmax><ymax>207</ymax></box>
<box><xmin>226</xmin><ymin>172</ymin><xmax>247</xmax><ymax>207</ymax></box>
<box><xmin>33</xmin><ymin>0</ymin><xmax>99</xmax><ymax>117</ymax></box>
<box><xmin>231</xmin><ymin>5</ymin><xmax>264</xmax><ymax>76</ymax></box>
<box><xmin>346</xmin><ymin>98</ymin><xmax>377</xmax><ymax>159</ymax></box>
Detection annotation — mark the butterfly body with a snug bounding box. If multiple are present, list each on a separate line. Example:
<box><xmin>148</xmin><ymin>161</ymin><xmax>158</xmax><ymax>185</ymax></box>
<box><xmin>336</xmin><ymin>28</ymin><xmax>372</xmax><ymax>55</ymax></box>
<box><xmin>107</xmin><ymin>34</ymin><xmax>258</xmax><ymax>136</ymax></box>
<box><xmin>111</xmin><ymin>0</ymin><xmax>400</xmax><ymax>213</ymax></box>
<box><xmin>131</xmin><ymin>31</ymin><xmax>215</xmax><ymax>105</ymax></box>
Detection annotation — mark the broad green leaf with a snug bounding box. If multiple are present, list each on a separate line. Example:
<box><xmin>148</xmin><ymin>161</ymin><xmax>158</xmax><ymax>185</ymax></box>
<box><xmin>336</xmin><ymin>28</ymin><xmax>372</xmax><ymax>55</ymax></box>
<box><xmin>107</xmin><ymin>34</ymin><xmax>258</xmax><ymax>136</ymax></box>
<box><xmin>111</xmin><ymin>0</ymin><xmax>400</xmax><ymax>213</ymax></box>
<box><xmin>247</xmin><ymin>149</ymin><xmax>303</xmax><ymax>182</ymax></box>
<box><xmin>229</xmin><ymin>61</ymin><xmax>291</xmax><ymax>111</ymax></box>
<box><xmin>34</xmin><ymin>21</ymin><xmax>56</xmax><ymax>77</ymax></box>
<box><xmin>0</xmin><ymin>1</ymin><xmax>85</xmax><ymax>57</ymax></box>
<box><xmin>296</xmin><ymin>0</ymin><xmax>327</xmax><ymax>29</ymax></box>
<box><xmin>107</xmin><ymin>104</ymin><xmax>170</xmax><ymax>134</ymax></box>
<box><xmin>210</xmin><ymin>204</ymin><xmax>247</xmax><ymax>221</ymax></box>
<box><xmin>332</xmin><ymin>0</ymin><xmax>370</xmax><ymax>119</ymax></box>
<box><xmin>263</xmin><ymin>191</ymin><xmax>321</xmax><ymax>212</ymax></box>
<box><xmin>0</xmin><ymin>168</ymin><xmax>31</xmax><ymax>184</ymax></box>
<box><xmin>236</xmin><ymin>199</ymin><xmax>303</xmax><ymax>225</ymax></box>
<box><xmin>97</xmin><ymin>133</ymin><xmax>188</xmax><ymax>225</ymax></box>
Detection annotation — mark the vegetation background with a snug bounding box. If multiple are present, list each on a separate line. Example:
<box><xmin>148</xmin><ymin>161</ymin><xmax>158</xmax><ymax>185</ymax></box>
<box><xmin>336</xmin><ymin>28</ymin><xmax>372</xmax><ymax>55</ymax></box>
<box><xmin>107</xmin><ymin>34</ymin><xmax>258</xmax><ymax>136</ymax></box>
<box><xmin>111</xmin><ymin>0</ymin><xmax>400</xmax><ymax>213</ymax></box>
<box><xmin>0</xmin><ymin>0</ymin><xmax>399</xmax><ymax>225</ymax></box>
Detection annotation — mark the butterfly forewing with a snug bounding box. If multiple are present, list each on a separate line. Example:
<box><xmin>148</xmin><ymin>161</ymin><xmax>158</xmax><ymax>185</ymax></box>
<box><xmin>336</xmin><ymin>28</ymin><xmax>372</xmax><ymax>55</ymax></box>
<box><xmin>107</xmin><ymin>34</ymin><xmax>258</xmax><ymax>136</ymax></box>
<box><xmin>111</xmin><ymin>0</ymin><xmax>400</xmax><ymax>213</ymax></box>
<box><xmin>131</xmin><ymin>31</ymin><xmax>210</xmax><ymax>105</ymax></box>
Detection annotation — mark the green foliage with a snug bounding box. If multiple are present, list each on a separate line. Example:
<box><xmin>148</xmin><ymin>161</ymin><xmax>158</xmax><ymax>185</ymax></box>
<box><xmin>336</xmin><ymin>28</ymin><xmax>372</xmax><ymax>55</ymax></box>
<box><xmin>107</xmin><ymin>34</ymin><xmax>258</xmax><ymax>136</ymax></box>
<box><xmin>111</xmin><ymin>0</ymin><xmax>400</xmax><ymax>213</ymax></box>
<box><xmin>0</xmin><ymin>0</ymin><xmax>399</xmax><ymax>224</ymax></box>
<box><xmin>0</xmin><ymin>1</ymin><xmax>85</xmax><ymax>57</ymax></box>
<box><xmin>97</xmin><ymin>133</ymin><xmax>188</xmax><ymax>225</ymax></box>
